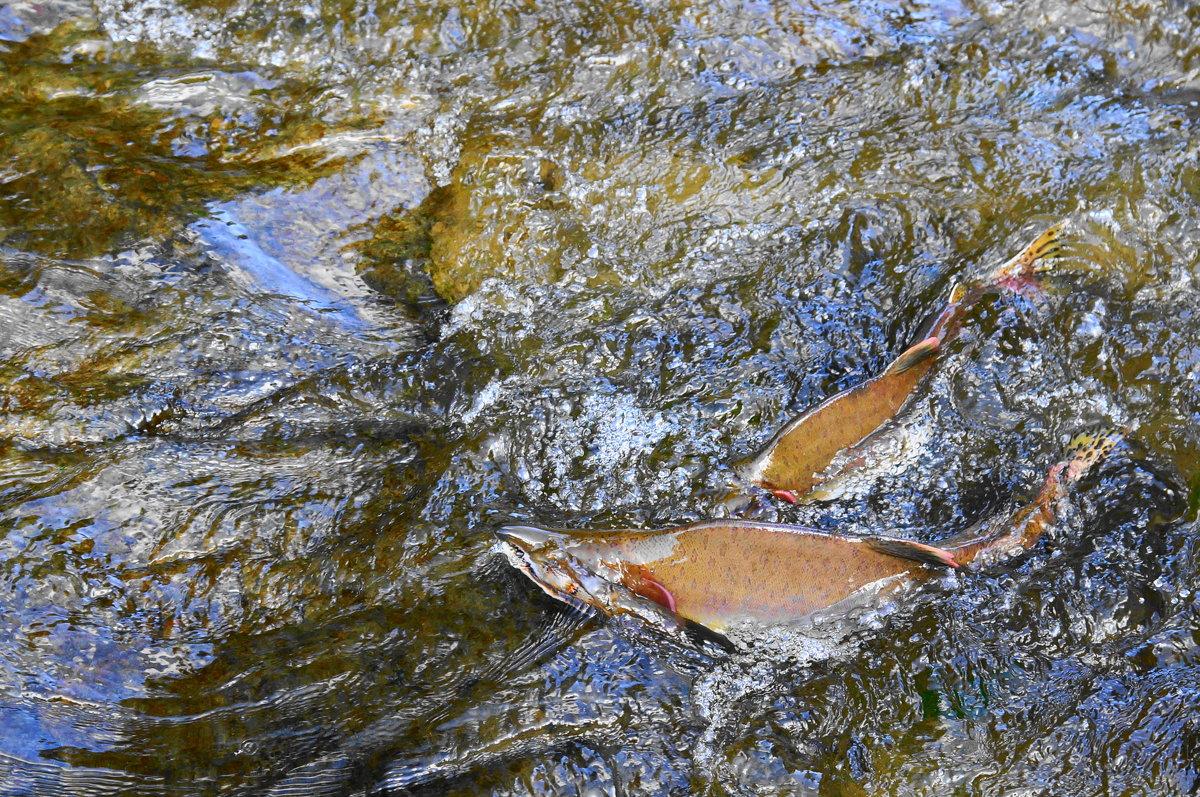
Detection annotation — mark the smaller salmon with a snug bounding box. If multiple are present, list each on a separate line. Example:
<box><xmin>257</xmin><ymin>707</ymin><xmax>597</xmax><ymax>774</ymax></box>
<box><xmin>497</xmin><ymin>428</ymin><xmax>1122</xmax><ymax>642</ymax></box>
<box><xmin>738</xmin><ymin>223</ymin><xmax>1066</xmax><ymax>505</ymax></box>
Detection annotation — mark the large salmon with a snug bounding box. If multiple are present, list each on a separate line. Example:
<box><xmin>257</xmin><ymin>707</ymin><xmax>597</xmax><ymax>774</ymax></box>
<box><xmin>497</xmin><ymin>429</ymin><xmax>1121</xmax><ymax>641</ymax></box>
<box><xmin>738</xmin><ymin>223</ymin><xmax>1066</xmax><ymax>504</ymax></box>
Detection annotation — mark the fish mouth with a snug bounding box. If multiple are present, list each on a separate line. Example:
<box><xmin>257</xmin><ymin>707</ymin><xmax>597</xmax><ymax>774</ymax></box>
<box><xmin>495</xmin><ymin>526</ymin><xmax>588</xmax><ymax>609</ymax></box>
<box><xmin>494</xmin><ymin>525</ymin><xmax>559</xmax><ymax>585</ymax></box>
<box><xmin>495</xmin><ymin>532</ymin><xmax>538</xmax><ymax>583</ymax></box>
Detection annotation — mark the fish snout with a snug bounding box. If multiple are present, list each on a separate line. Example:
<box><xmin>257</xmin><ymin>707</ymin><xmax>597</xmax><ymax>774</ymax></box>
<box><xmin>495</xmin><ymin>525</ymin><xmax>565</xmax><ymax>554</ymax></box>
<box><xmin>495</xmin><ymin>526</ymin><xmax>602</xmax><ymax>611</ymax></box>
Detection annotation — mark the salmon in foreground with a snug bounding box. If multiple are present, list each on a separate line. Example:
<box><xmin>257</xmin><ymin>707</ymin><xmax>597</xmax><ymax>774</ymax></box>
<box><xmin>497</xmin><ymin>428</ymin><xmax>1122</xmax><ymax>642</ymax></box>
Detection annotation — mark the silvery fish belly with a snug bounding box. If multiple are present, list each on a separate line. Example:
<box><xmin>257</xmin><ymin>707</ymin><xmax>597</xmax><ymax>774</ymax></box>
<box><xmin>800</xmin><ymin>416</ymin><xmax>938</xmax><ymax>504</ymax></box>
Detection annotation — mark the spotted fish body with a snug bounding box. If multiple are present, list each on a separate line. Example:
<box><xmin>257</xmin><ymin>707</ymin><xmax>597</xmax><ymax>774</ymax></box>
<box><xmin>499</xmin><ymin>520</ymin><xmax>953</xmax><ymax>633</ymax></box>
<box><xmin>498</xmin><ymin>428</ymin><xmax>1122</xmax><ymax>639</ymax></box>
<box><xmin>738</xmin><ymin>336</ymin><xmax>940</xmax><ymax>503</ymax></box>
<box><xmin>738</xmin><ymin>223</ymin><xmax>1066</xmax><ymax>504</ymax></box>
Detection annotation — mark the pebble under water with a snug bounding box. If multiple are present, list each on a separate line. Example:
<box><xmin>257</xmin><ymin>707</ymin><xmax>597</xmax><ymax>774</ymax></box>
<box><xmin>1</xmin><ymin>0</ymin><xmax>1199</xmax><ymax>794</ymax></box>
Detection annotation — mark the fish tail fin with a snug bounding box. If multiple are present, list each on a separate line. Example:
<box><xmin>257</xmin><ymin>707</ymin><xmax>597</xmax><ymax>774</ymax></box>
<box><xmin>1060</xmin><ymin>425</ymin><xmax>1126</xmax><ymax>483</ymax></box>
<box><xmin>865</xmin><ymin>537</ymin><xmax>960</xmax><ymax>569</ymax></box>
<box><xmin>947</xmin><ymin>426</ymin><xmax>1126</xmax><ymax>568</ymax></box>
<box><xmin>885</xmin><ymin>336</ymin><xmax>940</xmax><ymax>375</ymax></box>
<box><xmin>1021</xmin><ymin>221</ymin><xmax>1067</xmax><ymax>274</ymax></box>
<box><xmin>991</xmin><ymin>221</ymin><xmax>1068</xmax><ymax>284</ymax></box>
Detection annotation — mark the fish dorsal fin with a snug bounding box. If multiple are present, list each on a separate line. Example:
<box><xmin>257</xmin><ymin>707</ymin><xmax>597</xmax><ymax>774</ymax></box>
<box><xmin>885</xmin><ymin>336</ymin><xmax>940</xmax><ymax>375</ymax></box>
<box><xmin>864</xmin><ymin>537</ymin><xmax>960</xmax><ymax>569</ymax></box>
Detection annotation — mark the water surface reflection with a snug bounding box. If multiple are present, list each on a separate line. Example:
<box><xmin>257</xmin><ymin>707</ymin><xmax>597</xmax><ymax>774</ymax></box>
<box><xmin>1</xmin><ymin>0</ymin><xmax>1198</xmax><ymax>794</ymax></box>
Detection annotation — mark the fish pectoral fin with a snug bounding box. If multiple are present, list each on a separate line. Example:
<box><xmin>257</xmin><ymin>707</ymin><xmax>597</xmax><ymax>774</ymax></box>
<box><xmin>631</xmin><ymin>574</ymin><xmax>678</xmax><ymax>613</ymax></box>
<box><xmin>864</xmin><ymin>537</ymin><xmax>960</xmax><ymax>569</ymax></box>
<box><xmin>885</xmin><ymin>336</ymin><xmax>940</xmax><ymax>375</ymax></box>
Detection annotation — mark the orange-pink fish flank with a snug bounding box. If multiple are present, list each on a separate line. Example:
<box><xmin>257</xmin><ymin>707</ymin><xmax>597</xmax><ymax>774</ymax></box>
<box><xmin>736</xmin><ymin>222</ymin><xmax>1066</xmax><ymax>504</ymax></box>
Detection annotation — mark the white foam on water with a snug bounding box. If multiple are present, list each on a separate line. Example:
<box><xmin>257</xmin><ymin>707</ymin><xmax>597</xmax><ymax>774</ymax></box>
<box><xmin>688</xmin><ymin>569</ymin><xmax>959</xmax><ymax>777</ymax></box>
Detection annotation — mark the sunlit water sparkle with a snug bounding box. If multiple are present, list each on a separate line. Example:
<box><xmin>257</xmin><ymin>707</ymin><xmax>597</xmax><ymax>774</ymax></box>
<box><xmin>0</xmin><ymin>0</ymin><xmax>1198</xmax><ymax>794</ymax></box>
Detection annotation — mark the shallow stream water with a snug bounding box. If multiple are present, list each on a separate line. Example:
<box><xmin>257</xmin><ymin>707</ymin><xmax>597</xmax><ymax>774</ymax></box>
<box><xmin>1</xmin><ymin>0</ymin><xmax>1198</xmax><ymax>794</ymax></box>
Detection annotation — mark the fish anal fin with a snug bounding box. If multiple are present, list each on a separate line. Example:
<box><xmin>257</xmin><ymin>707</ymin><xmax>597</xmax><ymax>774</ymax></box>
<box><xmin>885</xmin><ymin>336</ymin><xmax>940</xmax><ymax>375</ymax></box>
<box><xmin>684</xmin><ymin>618</ymin><xmax>738</xmax><ymax>653</ymax></box>
<box><xmin>865</xmin><ymin>537</ymin><xmax>960</xmax><ymax>569</ymax></box>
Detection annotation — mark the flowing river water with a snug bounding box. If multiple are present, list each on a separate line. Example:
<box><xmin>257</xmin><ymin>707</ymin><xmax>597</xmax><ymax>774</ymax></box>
<box><xmin>1</xmin><ymin>0</ymin><xmax>1198</xmax><ymax>794</ymax></box>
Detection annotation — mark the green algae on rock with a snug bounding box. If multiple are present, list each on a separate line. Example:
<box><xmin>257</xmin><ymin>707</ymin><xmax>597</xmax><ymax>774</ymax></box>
<box><xmin>412</xmin><ymin>139</ymin><xmax>582</xmax><ymax>303</ymax></box>
<box><xmin>0</xmin><ymin>22</ymin><xmax>374</xmax><ymax>259</ymax></box>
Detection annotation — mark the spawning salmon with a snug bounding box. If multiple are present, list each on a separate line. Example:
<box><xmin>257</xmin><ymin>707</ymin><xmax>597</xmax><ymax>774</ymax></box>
<box><xmin>497</xmin><ymin>428</ymin><xmax>1121</xmax><ymax>642</ymax></box>
<box><xmin>738</xmin><ymin>222</ymin><xmax>1066</xmax><ymax>505</ymax></box>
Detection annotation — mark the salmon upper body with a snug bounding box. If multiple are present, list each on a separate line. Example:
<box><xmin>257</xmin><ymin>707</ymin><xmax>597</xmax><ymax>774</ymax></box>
<box><xmin>519</xmin><ymin>521</ymin><xmax>942</xmax><ymax>631</ymax></box>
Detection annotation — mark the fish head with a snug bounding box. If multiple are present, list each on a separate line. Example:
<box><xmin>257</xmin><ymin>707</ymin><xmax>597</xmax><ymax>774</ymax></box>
<box><xmin>495</xmin><ymin>524</ymin><xmax>566</xmax><ymax>558</ymax></box>
<box><xmin>495</xmin><ymin>524</ymin><xmax>690</xmax><ymax>639</ymax></box>
<box><xmin>495</xmin><ymin>525</ymin><xmax>616</xmax><ymax>611</ymax></box>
